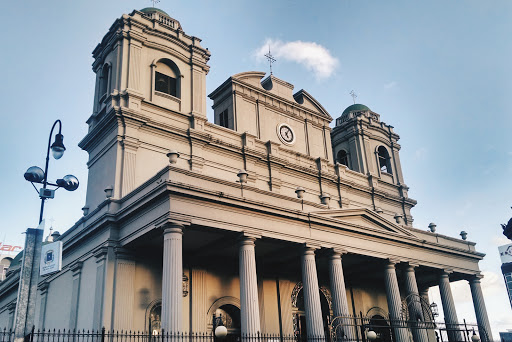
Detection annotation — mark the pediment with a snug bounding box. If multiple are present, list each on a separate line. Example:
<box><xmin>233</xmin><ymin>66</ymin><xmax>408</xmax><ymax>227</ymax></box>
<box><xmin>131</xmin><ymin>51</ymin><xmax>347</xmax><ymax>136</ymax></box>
<box><xmin>293</xmin><ymin>89</ymin><xmax>332</xmax><ymax>120</ymax></box>
<box><xmin>310</xmin><ymin>208</ymin><xmax>415</xmax><ymax>237</ymax></box>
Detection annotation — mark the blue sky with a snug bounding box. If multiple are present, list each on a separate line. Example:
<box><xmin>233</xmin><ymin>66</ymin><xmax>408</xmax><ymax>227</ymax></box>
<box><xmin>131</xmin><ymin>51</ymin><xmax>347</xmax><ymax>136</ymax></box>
<box><xmin>1</xmin><ymin>0</ymin><xmax>511</xmax><ymax>336</ymax></box>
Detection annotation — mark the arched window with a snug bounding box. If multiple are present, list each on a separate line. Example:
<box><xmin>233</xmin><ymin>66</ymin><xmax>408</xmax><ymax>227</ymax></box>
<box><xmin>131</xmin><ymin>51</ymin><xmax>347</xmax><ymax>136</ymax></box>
<box><xmin>378</xmin><ymin>146</ymin><xmax>392</xmax><ymax>174</ymax></box>
<box><xmin>337</xmin><ymin>150</ymin><xmax>349</xmax><ymax>167</ymax></box>
<box><xmin>99</xmin><ymin>64</ymin><xmax>110</xmax><ymax>100</ymax></box>
<box><xmin>155</xmin><ymin>60</ymin><xmax>180</xmax><ymax>98</ymax></box>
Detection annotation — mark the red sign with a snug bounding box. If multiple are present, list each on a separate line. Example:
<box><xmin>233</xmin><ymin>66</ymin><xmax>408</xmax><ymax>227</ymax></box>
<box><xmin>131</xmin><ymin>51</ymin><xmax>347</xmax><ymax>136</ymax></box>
<box><xmin>0</xmin><ymin>243</ymin><xmax>22</xmax><ymax>253</ymax></box>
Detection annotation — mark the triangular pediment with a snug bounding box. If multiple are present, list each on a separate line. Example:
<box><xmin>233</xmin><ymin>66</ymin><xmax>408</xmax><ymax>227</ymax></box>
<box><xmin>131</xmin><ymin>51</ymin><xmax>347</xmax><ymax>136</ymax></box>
<box><xmin>293</xmin><ymin>89</ymin><xmax>332</xmax><ymax>120</ymax></box>
<box><xmin>310</xmin><ymin>208</ymin><xmax>415</xmax><ymax>237</ymax></box>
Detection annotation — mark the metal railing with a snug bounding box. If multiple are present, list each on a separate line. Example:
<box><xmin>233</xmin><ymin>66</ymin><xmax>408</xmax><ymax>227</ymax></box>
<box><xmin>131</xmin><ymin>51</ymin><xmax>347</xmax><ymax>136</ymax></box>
<box><xmin>0</xmin><ymin>317</ymin><xmax>488</xmax><ymax>342</ymax></box>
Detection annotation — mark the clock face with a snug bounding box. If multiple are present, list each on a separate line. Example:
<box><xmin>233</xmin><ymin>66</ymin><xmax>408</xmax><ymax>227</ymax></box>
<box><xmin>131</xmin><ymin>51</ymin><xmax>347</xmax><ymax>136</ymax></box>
<box><xmin>277</xmin><ymin>124</ymin><xmax>295</xmax><ymax>145</ymax></box>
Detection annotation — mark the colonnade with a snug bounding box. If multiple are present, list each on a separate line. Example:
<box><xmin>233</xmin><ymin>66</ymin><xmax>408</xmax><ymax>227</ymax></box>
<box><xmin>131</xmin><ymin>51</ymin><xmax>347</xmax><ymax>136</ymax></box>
<box><xmin>159</xmin><ymin>223</ymin><xmax>493</xmax><ymax>342</ymax></box>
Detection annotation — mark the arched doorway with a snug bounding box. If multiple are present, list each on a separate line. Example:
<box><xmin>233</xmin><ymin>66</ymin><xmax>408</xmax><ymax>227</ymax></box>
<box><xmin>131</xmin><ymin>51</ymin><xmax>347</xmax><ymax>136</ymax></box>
<box><xmin>147</xmin><ymin>300</ymin><xmax>162</xmax><ymax>335</ymax></box>
<box><xmin>207</xmin><ymin>296</ymin><xmax>242</xmax><ymax>337</ymax></box>
<box><xmin>368</xmin><ymin>315</ymin><xmax>392</xmax><ymax>342</ymax></box>
<box><xmin>215</xmin><ymin>304</ymin><xmax>241</xmax><ymax>336</ymax></box>
<box><xmin>291</xmin><ymin>282</ymin><xmax>332</xmax><ymax>340</ymax></box>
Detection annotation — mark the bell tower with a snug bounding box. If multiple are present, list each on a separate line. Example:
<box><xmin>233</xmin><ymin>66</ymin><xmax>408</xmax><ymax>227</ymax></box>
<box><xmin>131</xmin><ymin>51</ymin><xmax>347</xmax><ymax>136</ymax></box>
<box><xmin>79</xmin><ymin>8</ymin><xmax>210</xmax><ymax>210</ymax></box>
<box><xmin>331</xmin><ymin>104</ymin><xmax>414</xmax><ymax>225</ymax></box>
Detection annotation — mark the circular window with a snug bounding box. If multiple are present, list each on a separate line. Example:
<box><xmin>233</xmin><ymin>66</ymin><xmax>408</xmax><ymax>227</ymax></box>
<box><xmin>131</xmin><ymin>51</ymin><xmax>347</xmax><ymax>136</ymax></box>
<box><xmin>277</xmin><ymin>123</ymin><xmax>296</xmax><ymax>145</ymax></box>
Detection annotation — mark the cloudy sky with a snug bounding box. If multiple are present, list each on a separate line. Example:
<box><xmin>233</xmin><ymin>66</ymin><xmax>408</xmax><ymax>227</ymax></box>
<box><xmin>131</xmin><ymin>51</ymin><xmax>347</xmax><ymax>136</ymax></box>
<box><xmin>1</xmin><ymin>0</ymin><xmax>511</xmax><ymax>337</ymax></box>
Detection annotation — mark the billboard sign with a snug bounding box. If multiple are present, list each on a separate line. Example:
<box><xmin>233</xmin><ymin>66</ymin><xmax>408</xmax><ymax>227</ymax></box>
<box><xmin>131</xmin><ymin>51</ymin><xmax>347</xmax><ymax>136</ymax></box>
<box><xmin>499</xmin><ymin>243</ymin><xmax>512</xmax><ymax>264</ymax></box>
<box><xmin>40</xmin><ymin>241</ymin><xmax>63</xmax><ymax>276</ymax></box>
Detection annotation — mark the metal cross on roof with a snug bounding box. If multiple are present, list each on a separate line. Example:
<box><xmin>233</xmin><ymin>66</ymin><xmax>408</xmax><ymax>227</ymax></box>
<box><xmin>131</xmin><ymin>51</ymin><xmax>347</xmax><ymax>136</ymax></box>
<box><xmin>349</xmin><ymin>90</ymin><xmax>357</xmax><ymax>104</ymax></box>
<box><xmin>151</xmin><ymin>0</ymin><xmax>161</xmax><ymax>7</ymax></box>
<box><xmin>264</xmin><ymin>46</ymin><xmax>276</xmax><ymax>75</ymax></box>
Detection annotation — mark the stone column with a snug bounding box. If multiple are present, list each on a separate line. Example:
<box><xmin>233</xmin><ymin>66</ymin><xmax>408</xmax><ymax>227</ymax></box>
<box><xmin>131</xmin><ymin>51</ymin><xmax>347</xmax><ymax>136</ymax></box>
<box><xmin>161</xmin><ymin>223</ymin><xmax>184</xmax><ymax>333</ymax></box>
<box><xmin>239</xmin><ymin>235</ymin><xmax>261</xmax><ymax>336</ymax></box>
<box><xmin>468</xmin><ymin>274</ymin><xmax>493</xmax><ymax>342</ymax></box>
<box><xmin>328</xmin><ymin>250</ymin><xmax>355</xmax><ymax>341</ymax></box>
<box><xmin>403</xmin><ymin>264</ymin><xmax>429</xmax><ymax>342</ymax></box>
<box><xmin>301</xmin><ymin>246</ymin><xmax>325</xmax><ymax>339</ymax></box>
<box><xmin>438</xmin><ymin>271</ymin><xmax>462</xmax><ymax>342</ymax></box>
<box><xmin>383</xmin><ymin>260</ymin><xmax>408</xmax><ymax>342</ymax></box>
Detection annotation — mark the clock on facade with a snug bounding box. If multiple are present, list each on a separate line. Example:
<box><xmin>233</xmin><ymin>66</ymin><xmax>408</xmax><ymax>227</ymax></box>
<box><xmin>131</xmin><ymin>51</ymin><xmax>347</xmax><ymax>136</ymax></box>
<box><xmin>277</xmin><ymin>123</ymin><xmax>296</xmax><ymax>145</ymax></box>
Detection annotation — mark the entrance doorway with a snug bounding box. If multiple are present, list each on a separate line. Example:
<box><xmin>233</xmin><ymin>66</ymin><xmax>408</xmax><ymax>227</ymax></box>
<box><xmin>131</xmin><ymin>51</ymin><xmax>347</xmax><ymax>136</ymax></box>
<box><xmin>368</xmin><ymin>315</ymin><xmax>392</xmax><ymax>342</ymax></box>
<box><xmin>293</xmin><ymin>288</ymin><xmax>331</xmax><ymax>340</ymax></box>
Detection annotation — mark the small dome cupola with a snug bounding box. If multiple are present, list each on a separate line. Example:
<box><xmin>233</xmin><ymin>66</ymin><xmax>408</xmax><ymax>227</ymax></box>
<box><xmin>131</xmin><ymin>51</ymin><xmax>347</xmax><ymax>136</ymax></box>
<box><xmin>139</xmin><ymin>7</ymin><xmax>182</xmax><ymax>30</ymax></box>
<box><xmin>336</xmin><ymin>103</ymin><xmax>379</xmax><ymax>126</ymax></box>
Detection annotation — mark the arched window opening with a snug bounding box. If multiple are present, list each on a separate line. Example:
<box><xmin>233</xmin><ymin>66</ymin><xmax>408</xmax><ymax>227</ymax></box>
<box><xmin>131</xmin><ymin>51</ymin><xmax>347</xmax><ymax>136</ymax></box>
<box><xmin>337</xmin><ymin>150</ymin><xmax>349</xmax><ymax>167</ymax></box>
<box><xmin>99</xmin><ymin>64</ymin><xmax>110</xmax><ymax>100</ymax></box>
<box><xmin>378</xmin><ymin>146</ymin><xmax>392</xmax><ymax>174</ymax></box>
<box><xmin>155</xmin><ymin>60</ymin><xmax>180</xmax><ymax>98</ymax></box>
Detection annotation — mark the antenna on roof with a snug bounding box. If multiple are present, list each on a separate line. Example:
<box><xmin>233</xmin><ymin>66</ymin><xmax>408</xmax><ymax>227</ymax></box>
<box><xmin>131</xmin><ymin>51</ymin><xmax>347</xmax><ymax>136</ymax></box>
<box><xmin>349</xmin><ymin>90</ymin><xmax>357</xmax><ymax>104</ymax></box>
<box><xmin>151</xmin><ymin>0</ymin><xmax>160</xmax><ymax>7</ymax></box>
<box><xmin>264</xmin><ymin>46</ymin><xmax>276</xmax><ymax>75</ymax></box>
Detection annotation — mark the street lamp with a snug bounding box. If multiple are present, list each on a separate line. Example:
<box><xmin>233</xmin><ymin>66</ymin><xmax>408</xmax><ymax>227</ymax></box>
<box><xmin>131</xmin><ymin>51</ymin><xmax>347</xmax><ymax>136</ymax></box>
<box><xmin>14</xmin><ymin>120</ymin><xmax>79</xmax><ymax>339</ymax></box>
<box><xmin>24</xmin><ymin>120</ymin><xmax>79</xmax><ymax>223</ymax></box>
<box><xmin>213</xmin><ymin>309</ymin><xmax>228</xmax><ymax>338</ymax></box>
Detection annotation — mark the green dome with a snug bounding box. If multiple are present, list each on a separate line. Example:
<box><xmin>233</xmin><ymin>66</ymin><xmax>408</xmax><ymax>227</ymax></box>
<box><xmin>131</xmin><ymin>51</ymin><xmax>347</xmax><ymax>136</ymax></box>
<box><xmin>342</xmin><ymin>104</ymin><xmax>370</xmax><ymax>115</ymax></box>
<box><xmin>140</xmin><ymin>7</ymin><xmax>170</xmax><ymax>17</ymax></box>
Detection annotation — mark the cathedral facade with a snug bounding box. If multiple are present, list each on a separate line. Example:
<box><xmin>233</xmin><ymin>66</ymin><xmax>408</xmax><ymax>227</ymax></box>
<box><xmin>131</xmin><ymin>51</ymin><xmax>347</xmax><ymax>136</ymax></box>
<box><xmin>0</xmin><ymin>7</ymin><xmax>492</xmax><ymax>342</ymax></box>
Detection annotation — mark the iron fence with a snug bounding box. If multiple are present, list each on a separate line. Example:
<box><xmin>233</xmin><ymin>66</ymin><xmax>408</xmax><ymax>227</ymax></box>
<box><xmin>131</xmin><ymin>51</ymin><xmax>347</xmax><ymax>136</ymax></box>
<box><xmin>0</xmin><ymin>317</ymin><xmax>488</xmax><ymax>342</ymax></box>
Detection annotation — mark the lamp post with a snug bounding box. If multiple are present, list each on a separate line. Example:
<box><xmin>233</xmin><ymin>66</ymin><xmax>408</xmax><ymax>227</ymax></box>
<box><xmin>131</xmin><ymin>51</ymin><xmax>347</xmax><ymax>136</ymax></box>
<box><xmin>24</xmin><ymin>120</ymin><xmax>79</xmax><ymax>223</ymax></box>
<box><xmin>14</xmin><ymin>120</ymin><xmax>78</xmax><ymax>340</ymax></box>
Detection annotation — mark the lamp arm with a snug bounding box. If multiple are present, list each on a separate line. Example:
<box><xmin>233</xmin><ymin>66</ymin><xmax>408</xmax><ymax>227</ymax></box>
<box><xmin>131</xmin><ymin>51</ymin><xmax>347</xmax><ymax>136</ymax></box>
<box><xmin>39</xmin><ymin>119</ymin><xmax>63</xmax><ymax>223</ymax></box>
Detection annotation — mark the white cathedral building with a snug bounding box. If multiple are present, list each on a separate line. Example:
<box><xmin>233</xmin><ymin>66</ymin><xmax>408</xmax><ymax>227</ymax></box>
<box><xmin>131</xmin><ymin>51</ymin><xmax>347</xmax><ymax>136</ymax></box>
<box><xmin>0</xmin><ymin>7</ymin><xmax>493</xmax><ymax>342</ymax></box>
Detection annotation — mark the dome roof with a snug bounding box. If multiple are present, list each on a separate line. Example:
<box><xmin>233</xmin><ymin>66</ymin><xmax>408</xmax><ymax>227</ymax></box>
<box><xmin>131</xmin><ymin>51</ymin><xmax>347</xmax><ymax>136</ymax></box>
<box><xmin>342</xmin><ymin>104</ymin><xmax>370</xmax><ymax>115</ymax></box>
<box><xmin>140</xmin><ymin>7</ymin><xmax>170</xmax><ymax>17</ymax></box>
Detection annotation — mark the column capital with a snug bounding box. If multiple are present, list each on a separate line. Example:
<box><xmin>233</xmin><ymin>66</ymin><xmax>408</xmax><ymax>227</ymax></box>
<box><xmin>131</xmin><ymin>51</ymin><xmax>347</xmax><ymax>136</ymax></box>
<box><xmin>161</xmin><ymin>222</ymin><xmax>184</xmax><ymax>235</ymax></box>
<box><xmin>403</xmin><ymin>261</ymin><xmax>420</xmax><ymax>269</ymax></box>
<box><xmin>70</xmin><ymin>261</ymin><xmax>83</xmax><ymax>276</ymax></box>
<box><xmin>329</xmin><ymin>248</ymin><xmax>348</xmax><ymax>259</ymax></box>
<box><xmin>114</xmin><ymin>247</ymin><xmax>136</xmax><ymax>260</ymax></box>
<box><xmin>385</xmin><ymin>258</ymin><xmax>401</xmax><ymax>267</ymax></box>
<box><xmin>239</xmin><ymin>232</ymin><xmax>261</xmax><ymax>244</ymax></box>
<box><xmin>468</xmin><ymin>273</ymin><xmax>484</xmax><ymax>283</ymax></box>
<box><xmin>38</xmin><ymin>281</ymin><xmax>50</xmax><ymax>294</ymax></box>
<box><xmin>302</xmin><ymin>243</ymin><xmax>321</xmax><ymax>254</ymax></box>
<box><xmin>7</xmin><ymin>301</ymin><xmax>17</xmax><ymax>313</ymax></box>
<box><xmin>440</xmin><ymin>269</ymin><xmax>454</xmax><ymax>277</ymax></box>
<box><xmin>93</xmin><ymin>246</ymin><xmax>112</xmax><ymax>263</ymax></box>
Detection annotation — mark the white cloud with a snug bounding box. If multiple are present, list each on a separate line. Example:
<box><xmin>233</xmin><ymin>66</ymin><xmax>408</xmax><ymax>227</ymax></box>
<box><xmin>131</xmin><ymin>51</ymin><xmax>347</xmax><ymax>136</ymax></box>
<box><xmin>255</xmin><ymin>39</ymin><xmax>339</xmax><ymax>80</ymax></box>
<box><xmin>384</xmin><ymin>81</ymin><xmax>397</xmax><ymax>89</ymax></box>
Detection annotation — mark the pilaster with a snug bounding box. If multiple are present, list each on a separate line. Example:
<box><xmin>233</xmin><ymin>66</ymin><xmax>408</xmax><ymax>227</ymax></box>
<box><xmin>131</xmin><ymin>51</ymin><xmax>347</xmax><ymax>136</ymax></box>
<box><xmin>191</xmin><ymin>269</ymin><xmax>207</xmax><ymax>333</ymax></box>
<box><xmin>37</xmin><ymin>282</ymin><xmax>49</xmax><ymax>329</ymax></box>
<box><xmin>113</xmin><ymin>248</ymin><xmax>136</xmax><ymax>330</ymax></box>
<box><xmin>69</xmin><ymin>261</ymin><xmax>83</xmax><ymax>330</ymax></box>
<box><xmin>92</xmin><ymin>246</ymin><xmax>115</xmax><ymax>330</ymax></box>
